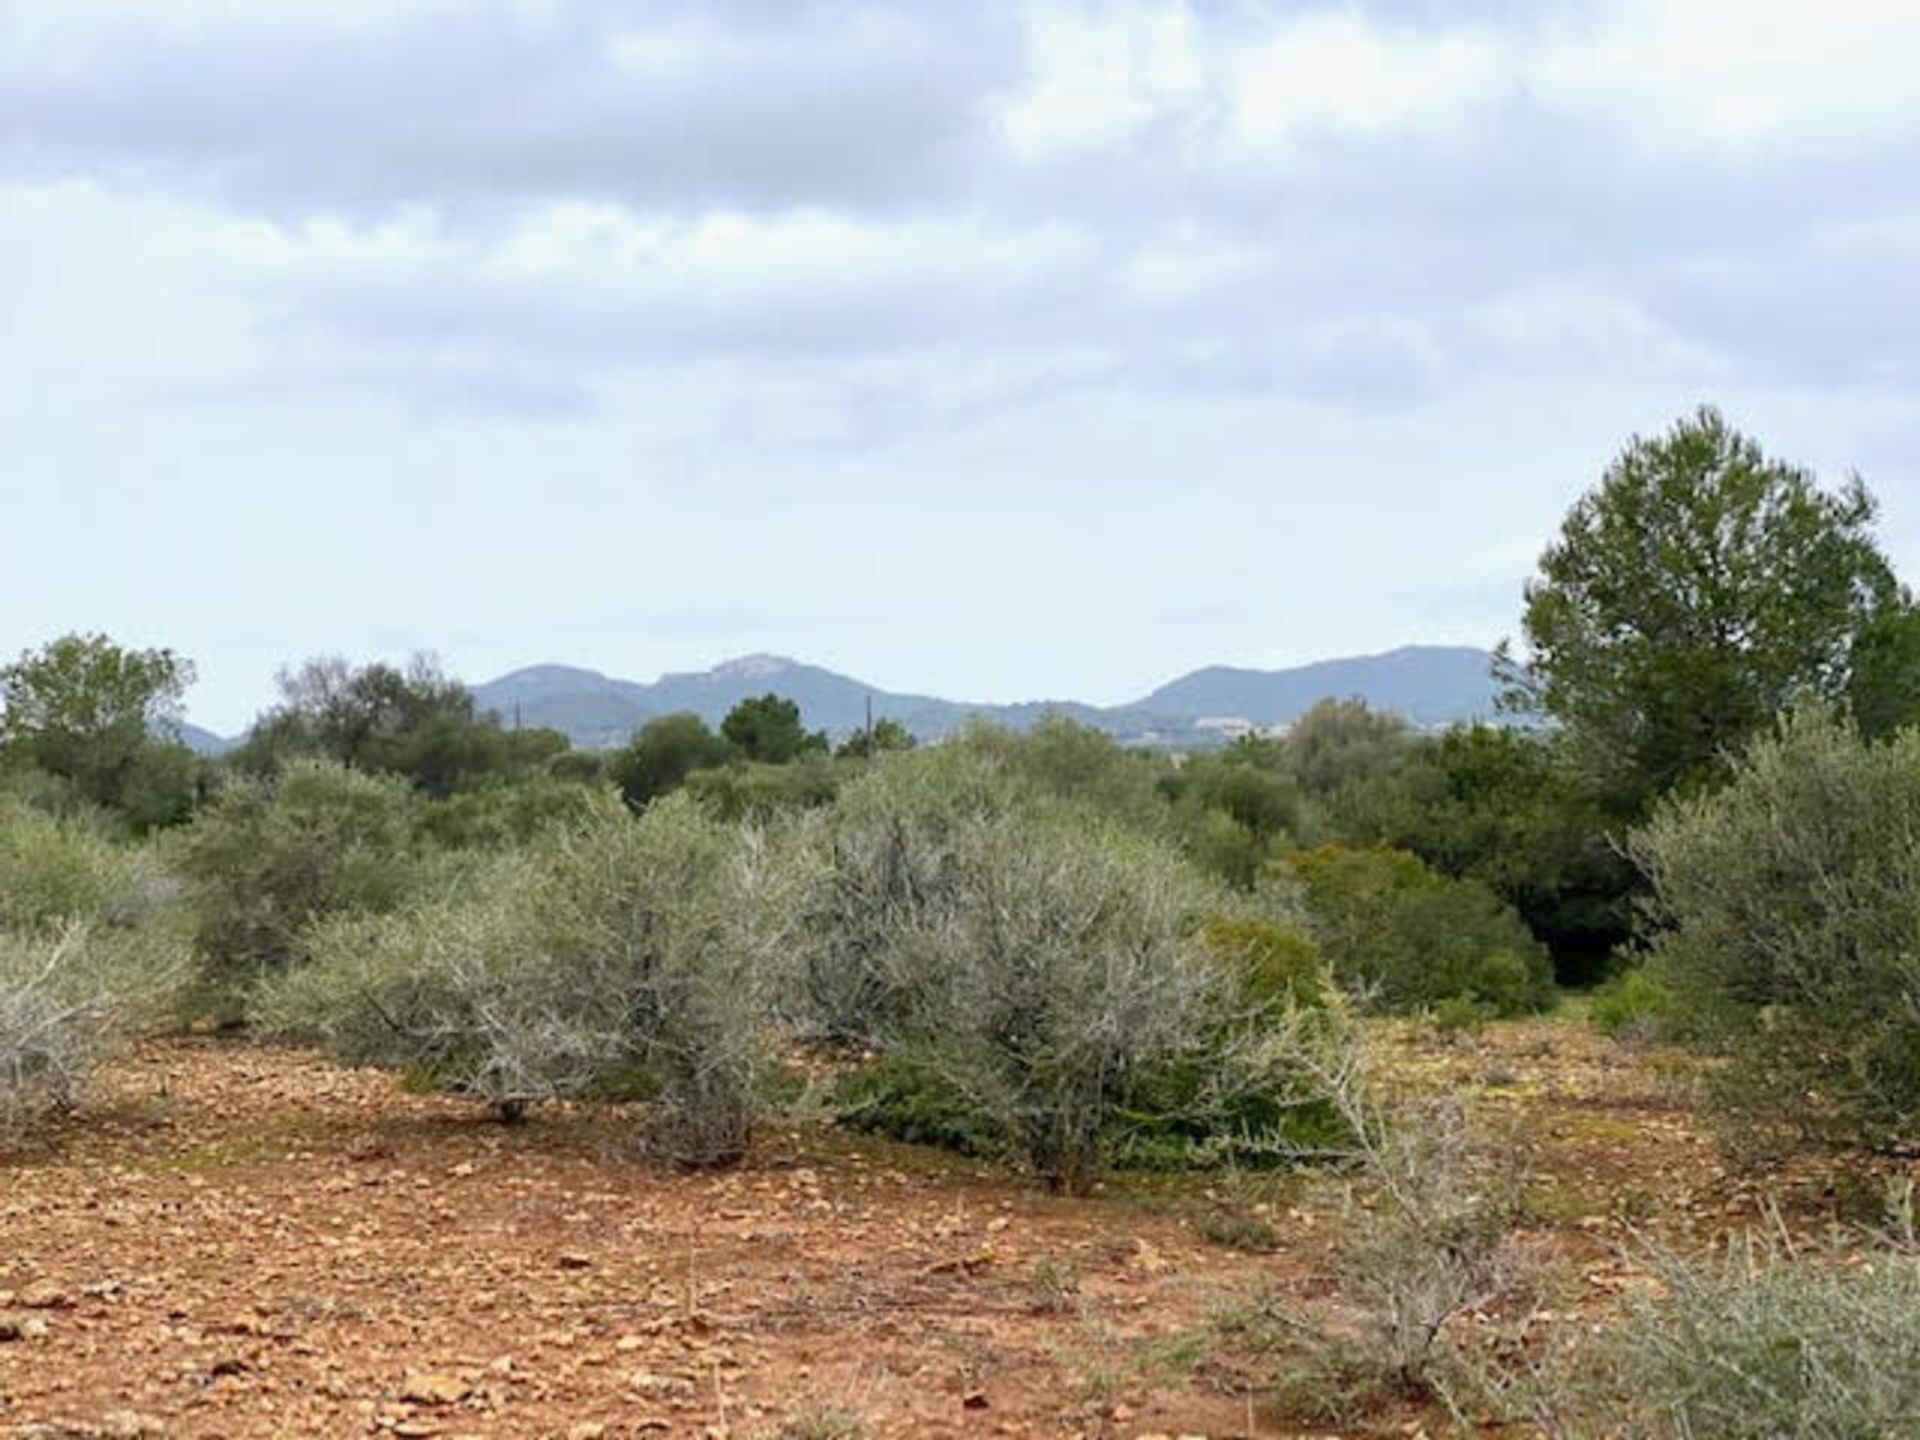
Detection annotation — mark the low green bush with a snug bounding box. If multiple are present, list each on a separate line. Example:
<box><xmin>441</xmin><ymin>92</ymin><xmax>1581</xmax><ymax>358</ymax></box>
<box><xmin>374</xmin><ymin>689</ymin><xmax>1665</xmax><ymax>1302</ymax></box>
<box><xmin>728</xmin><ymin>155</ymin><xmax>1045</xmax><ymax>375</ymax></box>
<box><xmin>170</xmin><ymin>760</ymin><xmax>423</xmax><ymax>1016</ymax></box>
<box><xmin>1524</xmin><ymin>1195</ymin><xmax>1920</xmax><ymax>1439</ymax></box>
<box><xmin>1285</xmin><ymin>844</ymin><xmax>1555</xmax><ymax>1016</ymax></box>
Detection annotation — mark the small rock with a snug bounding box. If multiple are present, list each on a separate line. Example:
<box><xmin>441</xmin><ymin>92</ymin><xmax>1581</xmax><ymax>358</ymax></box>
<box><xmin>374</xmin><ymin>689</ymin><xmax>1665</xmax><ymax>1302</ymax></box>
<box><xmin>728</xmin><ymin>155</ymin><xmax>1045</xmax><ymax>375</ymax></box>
<box><xmin>20</xmin><ymin>1282</ymin><xmax>71</xmax><ymax>1309</ymax></box>
<box><xmin>556</xmin><ymin>1252</ymin><xmax>593</xmax><ymax>1270</ymax></box>
<box><xmin>399</xmin><ymin>1371</ymin><xmax>471</xmax><ymax>1406</ymax></box>
<box><xmin>962</xmin><ymin>1390</ymin><xmax>990</xmax><ymax>1410</ymax></box>
<box><xmin>101</xmin><ymin>1413</ymin><xmax>169</xmax><ymax>1439</ymax></box>
<box><xmin>0</xmin><ymin>1313</ymin><xmax>49</xmax><ymax>1342</ymax></box>
<box><xmin>567</xmin><ymin>1425</ymin><xmax>607</xmax><ymax>1440</ymax></box>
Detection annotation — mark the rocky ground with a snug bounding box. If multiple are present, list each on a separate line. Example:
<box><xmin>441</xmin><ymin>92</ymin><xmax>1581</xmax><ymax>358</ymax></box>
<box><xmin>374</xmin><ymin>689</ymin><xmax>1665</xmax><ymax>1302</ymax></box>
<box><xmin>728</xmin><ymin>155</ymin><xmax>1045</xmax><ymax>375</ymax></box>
<box><xmin>0</xmin><ymin>1020</ymin><xmax>1895</xmax><ymax>1439</ymax></box>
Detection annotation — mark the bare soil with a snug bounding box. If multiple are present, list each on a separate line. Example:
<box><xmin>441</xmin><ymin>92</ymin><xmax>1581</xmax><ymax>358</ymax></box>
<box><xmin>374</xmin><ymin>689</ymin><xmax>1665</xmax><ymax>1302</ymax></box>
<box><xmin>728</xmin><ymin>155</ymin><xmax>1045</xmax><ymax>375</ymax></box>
<box><xmin>2</xmin><ymin>1020</ymin><xmax>1905</xmax><ymax>1439</ymax></box>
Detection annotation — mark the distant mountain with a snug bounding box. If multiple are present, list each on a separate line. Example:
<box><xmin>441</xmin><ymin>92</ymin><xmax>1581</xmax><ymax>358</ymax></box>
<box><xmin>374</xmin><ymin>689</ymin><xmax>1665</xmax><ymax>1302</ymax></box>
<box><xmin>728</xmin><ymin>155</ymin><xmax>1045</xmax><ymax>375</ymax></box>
<box><xmin>471</xmin><ymin>646</ymin><xmax>1499</xmax><ymax>750</ymax></box>
<box><xmin>176</xmin><ymin>722</ymin><xmax>239</xmax><ymax>757</ymax></box>
<box><xmin>1132</xmin><ymin>645</ymin><xmax>1499</xmax><ymax>728</ymax></box>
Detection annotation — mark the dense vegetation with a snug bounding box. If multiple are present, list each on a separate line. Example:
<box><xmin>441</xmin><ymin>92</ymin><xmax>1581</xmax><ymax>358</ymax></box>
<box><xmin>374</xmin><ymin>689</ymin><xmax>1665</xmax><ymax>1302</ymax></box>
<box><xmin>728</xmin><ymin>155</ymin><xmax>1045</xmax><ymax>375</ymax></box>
<box><xmin>8</xmin><ymin>406</ymin><xmax>1920</xmax><ymax>1430</ymax></box>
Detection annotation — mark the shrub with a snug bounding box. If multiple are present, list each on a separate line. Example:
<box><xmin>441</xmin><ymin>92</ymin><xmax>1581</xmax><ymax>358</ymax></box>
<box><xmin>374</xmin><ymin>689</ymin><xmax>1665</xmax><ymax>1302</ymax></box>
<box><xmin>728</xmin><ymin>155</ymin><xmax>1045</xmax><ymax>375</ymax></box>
<box><xmin>265</xmin><ymin>796</ymin><xmax>801</xmax><ymax>1162</ymax></box>
<box><xmin>1218</xmin><ymin>1076</ymin><xmax>1524</xmax><ymax>1425</ymax></box>
<box><xmin>415</xmin><ymin>776</ymin><xmax>620</xmax><ymax>850</ymax></box>
<box><xmin>171</xmin><ymin>760</ymin><xmax>422</xmax><ymax>1015</ymax></box>
<box><xmin>0</xmin><ymin>796</ymin><xmax>166</xmax><ymax>935</ymax></box>
<box><xmin>0</xmin><ymin>920</ymin><xmax>181</xmax><ymax>1149</ymax></box>
<box><xmin>859</xmin><ymin>810</ymin><xmax>1350</xmax><ymax>1191</ymax></box>
<box><xmin>0</xmin><ymin>928</ymin><xmax>117</xmax><ymax>1146</ymax></box>
<box><xmin>1521</xmin><ymin>1194</ymin><xmax>1920</xmax><ymax>1439</ymax></box>
<box><xmin>1630</xmin><ymin>702</ymin><xmax>1920</xmax><ymax>1151</ymax></box>
<box><xmin>1588</xmin><ymin>967</ymin><xmax>1677</xmax><ymax>1045</ymax></box>
<box><xmin>1286</xmin><ymin>844</ymin><xmax>1555</xmax><ymax>1016</ymax></box>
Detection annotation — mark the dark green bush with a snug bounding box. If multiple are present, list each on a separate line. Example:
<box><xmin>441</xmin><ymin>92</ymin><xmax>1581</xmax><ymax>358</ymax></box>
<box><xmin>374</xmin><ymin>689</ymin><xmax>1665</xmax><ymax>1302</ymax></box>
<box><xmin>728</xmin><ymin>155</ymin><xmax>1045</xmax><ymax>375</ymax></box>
<box><xmin>170</xmin><ymin>760</ymin><xmax>422</xmax><ymax>1014</ymax></box>
<box><xmin>1285</xmin><ymin>844</ymin><xmax>1554</xmax><ymax>1016</ymax></box>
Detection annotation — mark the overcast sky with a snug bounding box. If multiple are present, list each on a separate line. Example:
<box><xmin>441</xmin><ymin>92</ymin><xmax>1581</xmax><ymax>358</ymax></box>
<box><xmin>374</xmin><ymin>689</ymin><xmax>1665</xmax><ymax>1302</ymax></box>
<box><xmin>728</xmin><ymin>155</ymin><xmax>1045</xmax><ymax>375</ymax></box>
<box><xmin>4</xmin><ymin>0</ymin><xmax>1918</xmax><ymax>732</ymax></box>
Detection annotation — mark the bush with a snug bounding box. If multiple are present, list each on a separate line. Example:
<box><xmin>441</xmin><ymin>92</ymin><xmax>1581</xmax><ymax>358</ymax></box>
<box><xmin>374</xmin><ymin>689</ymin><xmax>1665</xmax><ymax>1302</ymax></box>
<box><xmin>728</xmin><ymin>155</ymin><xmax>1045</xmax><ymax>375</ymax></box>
<box><xmin>171</xmin><ymin>760</ymin><xmax>422</xmax><ymax>1015</ymax></box>
<box><xmin>0</xmin><ymin>928</ymin><xmax>118</xmax><ymax>1146</ymax></box>
<box><xmin>1630</xmin><ymin>703</ymin><xmax>1920</xmax><ymax>1151</ymax></box>
<box><xmin>1218</xmin><ymin>1080</ymin><xmax>1524</xmax><ymax>1425</ymax></box>
<box><xmin>265</xmin><ymin>796</ymin><xmax>801</xmax><ymax>1162</ymax></box>
<box><xmin>415</xmin><ymin>776</ymin><xmax>620</xmax><ymax>850</ymax></box>
<box><xmin>858</xmin><ymin>808</ymin><xmax>1349</xmax><ymax>1191</ymax></box>
<box><xmin>0</xmin><ymin>796</ymin><xmax>166</xmax><ymax>935</ymax></box>
<box><xmin>1588</xmin><ymin>967</ymin><xmax>1677</xmax><ymax>1045</ymax></box>
<box><xmin>1286</xmin><ymin>845</ymin><xmax>1555</xmax><ymax>1016</ymax></box>
<box><xmin>1524</xmin><ymin>1195</ymin><xmax>1920</xmax><ymax>1439</ymax></box>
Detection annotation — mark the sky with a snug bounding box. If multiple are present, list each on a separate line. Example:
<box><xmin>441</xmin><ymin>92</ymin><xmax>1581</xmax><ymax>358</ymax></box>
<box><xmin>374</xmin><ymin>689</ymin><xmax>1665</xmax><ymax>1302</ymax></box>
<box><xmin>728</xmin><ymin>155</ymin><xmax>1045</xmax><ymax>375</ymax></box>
<box><xmin>4</xmin><ymin>1</ymin><xmax>1919</xmax><ymax>734</ymax></box>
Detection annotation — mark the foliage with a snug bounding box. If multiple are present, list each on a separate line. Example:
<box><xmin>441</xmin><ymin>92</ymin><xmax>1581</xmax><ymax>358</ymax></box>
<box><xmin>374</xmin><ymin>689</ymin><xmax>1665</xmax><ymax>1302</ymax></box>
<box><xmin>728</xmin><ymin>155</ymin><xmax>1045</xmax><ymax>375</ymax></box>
<box><xmin>834</xmin><ymin>716</ymin><xmax>916</xmax><ymax>759</ymax></box>
<box><xmin>0</xmin><ymin>796</ymin><xmax>167</xmax><ymax>937</ymax></box>
<box><xmin>415</xmin><ymin>775</ymin><xmax>620</xmax><ymax>850</ymax></box>
<box><xmin>1275</xmin><ymin>698</ymin><xmax>1413</xmax><ymax>812</ymax></box>
<box><xmin>846</xmin><ymin>800</ymin><xmax>1348</xmax><ymax>1190</ymax></box>
<box><xmin>1587</xmin><ymin>967</ymin><xmax>1678</xmax><ymax>1045</ymax></box>
<box><xmin>0</xmin><ymin>797</ymin><xmax>186</xmax><ymax>1147</ymax></box>
<box><xmin>0</xmin><ymin>632</ymin><xmax>200</xmax><ymax>828</ymax></box>
<box><xmin>720</xmin><ymin>693</ymin><xmax>827</xmax><ymax>764</ymax></box>
<box><xmin>1630</xmin><ymin>702</ymin><xmax>1920</xmax><ymax>1151</ymax></box>
<box><xmin>1525</xmin><ymin>1196</ymin><xmax>1920</xmax><ymax>1439</ymax></box>
<box><xmin>955</xmin><ymin>715</ymin><xmax>1171</xmax><ymax>838</ymax></box>
<box><xmin>1498</xmin><ymin>406</ymin><xmax>1899</xmax><ymax>814</ymax></box>
<box><xmin>171</xmin><ymin>760</ymin><xmax>423</xmax><ymax>1014</ymax></box>
<box><xmin>1217</xmin><ymin>1071</ymin><xmax>1522</xmax><ymax>1425</ymax></box>
<box><xmin>684</xmin><ymin>754</ymin><xmax>844</xmax><ymax>821</ymax></box>
<box><xmin>610</xmin><ymin>711</ymin><xmax>732</xmax><ymax>809</ymax></box>
<box><xmin>265</xmin><ymin>796</ymin><xmax>804</xmax><ymax>1162</ymax></box>
<box><xmin>1286</xmin><ymin>845</ymin><xmax>1555</xmax><ymax>1016</ymax></box>
<box><xmin>233</xmin><ymin>653</ymin><xmax>565</xmax><ymax>798</ymax></box>
<box><xmin>1338</xmin><ymin>725</ymin><xmax>1635</xmax><ymax>983</ymax></box>
<box><xmin>0</xmin><ymin>928</ymin><xmax>120</xmax><ymax>1147</ymax></box>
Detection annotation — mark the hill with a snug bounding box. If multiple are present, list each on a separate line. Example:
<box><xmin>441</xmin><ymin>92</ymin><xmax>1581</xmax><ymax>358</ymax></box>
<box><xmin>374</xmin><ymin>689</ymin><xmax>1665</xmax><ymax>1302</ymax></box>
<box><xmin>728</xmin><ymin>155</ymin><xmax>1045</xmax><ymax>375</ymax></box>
<box><xmin>470</xmin><ymin>645</ymin><xmax>1499</xmax><ymax>749</ymax></box>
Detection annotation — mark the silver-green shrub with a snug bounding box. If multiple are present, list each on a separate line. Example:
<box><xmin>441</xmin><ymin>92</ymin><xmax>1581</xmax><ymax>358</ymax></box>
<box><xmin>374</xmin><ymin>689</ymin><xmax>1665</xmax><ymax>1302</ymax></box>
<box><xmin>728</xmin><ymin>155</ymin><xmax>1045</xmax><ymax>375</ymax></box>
<box><xmin>1631</xmin><ymin>702</ymin><xmax>1920</xmax><ymax>1151</ymax></box>
<box><xmin>265</xmin><ymin>795</ymin><xmax>802</xmax><ymax>1162</ymax></box>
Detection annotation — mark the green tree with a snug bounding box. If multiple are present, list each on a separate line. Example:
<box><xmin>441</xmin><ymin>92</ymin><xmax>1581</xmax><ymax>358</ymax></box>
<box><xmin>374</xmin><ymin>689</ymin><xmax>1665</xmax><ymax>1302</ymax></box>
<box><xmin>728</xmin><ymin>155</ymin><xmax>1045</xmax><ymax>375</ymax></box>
<box><xmin>234</xmin><ymin>653</ymin><xmax>561</xmax><ymax>798</ymax></box>
<box><xmin>1498</xmin><ymin>407</ymin><xmax>1898</xmax><ymax>813</ymax></box>
<box><xmin>610</xmin><ymin>712</ymin><xmax>732</xmax><ymax>809</ymax></box>
<box><xmin>835</xmin><ymin>716</ymin><xmax>917</xmax><ymax>759</ymax></box>
<box><xmin>719</xmin><ymin>693</ymin><xmax>826</xmax><ymax>764</ymax></box>
<box><xmin>0</xmin><ymin>633</ymin><xmax>200</xmax><ymax>825</ymax></box>
<box><xmin>1336</xmin><ymin>726</ymin><xmax>1635</xmax><ymax>983</ymax></box>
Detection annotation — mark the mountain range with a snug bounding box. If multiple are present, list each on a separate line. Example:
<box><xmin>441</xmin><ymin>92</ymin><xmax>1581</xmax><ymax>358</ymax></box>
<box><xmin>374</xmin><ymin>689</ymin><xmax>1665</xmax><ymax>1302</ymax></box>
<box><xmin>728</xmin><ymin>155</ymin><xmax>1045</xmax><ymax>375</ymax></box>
<box><xmin>459</xmin><ymin>645</ymin><xmax>1501</xmax><ymax>751</ymax></box>
<box><xmin>176</xmin><ymin>645</ymin><xmax>1500</xmax><ymax>754</ymax></box>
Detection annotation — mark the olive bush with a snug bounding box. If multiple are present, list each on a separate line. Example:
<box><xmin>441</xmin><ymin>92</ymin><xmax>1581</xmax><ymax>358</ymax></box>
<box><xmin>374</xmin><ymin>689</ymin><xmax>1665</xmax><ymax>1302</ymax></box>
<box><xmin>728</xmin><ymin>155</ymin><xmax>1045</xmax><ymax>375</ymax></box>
<box><xmin>265</xmin><ymin>796</ymin><xmax>805</xmax><ymax>1162</ymax></box>
<box><xmin>170</xmin><ymin>760</ymin><xmax>422</xmax><ymax>1015</ymax></box>
<box><xmin>1509</xmin><ymin>1193</ymin><xmax>1920</xmax><ymax>1439</ymax></box>
<box><xmin>0</xmin><ymin>798</ymin><xmax>185</xmax><ymax>1146</ymax></box>
<box><xmin>0</xmin><ymin>927</ymin><xmax>123</xmax><ymax>1146</ymax></box>
<box><xmin>1631</xmin><ymin>702</ymin><xmax>1920</xmax><ymax>1152</ymax></box>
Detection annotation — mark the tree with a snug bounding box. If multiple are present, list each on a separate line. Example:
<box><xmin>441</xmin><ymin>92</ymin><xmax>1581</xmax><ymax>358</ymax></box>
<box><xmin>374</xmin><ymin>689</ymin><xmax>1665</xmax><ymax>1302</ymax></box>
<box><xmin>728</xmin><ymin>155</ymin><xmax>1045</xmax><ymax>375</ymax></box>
<box><xmin>1498</xmin><ymin>407</ymin><xmax>1899</xmax><ymax>813</ymax></box>
<box><xmin>719</xmin><ymin>694</ymin><xmax>826</xmax><ymax>764</ymax></box>
<box><xmin>610</xmin><ymin>712</ymin><xmax>732</xmax><ymax>809</ymax></box>
<box><xmin>835</xmin><ymin>717</ymin><xmax>917</xmax><ymax>759</ymax></box>
<box><xmin>0</xmin><ymin>633</ymin><xmax>199</xmax><ymax>825</ymax></box>
<box><xmin>1335</xmin><ymin>726</ymin><xmax>1635</xmax><ymax>984</ymax></box>
<box><xmin>234</xmin><ymin>653</ymin><xmax>558</xmax><ymax>798</ymax></box>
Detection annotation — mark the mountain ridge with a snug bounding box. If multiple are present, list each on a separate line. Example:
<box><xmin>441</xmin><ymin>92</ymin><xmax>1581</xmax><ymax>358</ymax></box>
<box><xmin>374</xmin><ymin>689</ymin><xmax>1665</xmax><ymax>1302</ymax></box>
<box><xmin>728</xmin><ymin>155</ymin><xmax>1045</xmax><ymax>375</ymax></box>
<box><xmin>465</xmin><ymin>644</ymin><xmax>1499</xmax><ymax>751</ymax></box>
<box><xmin>177</xmin><ymin>645</ymin><xmax>1500</xmax><ymax>753</ymax></box>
